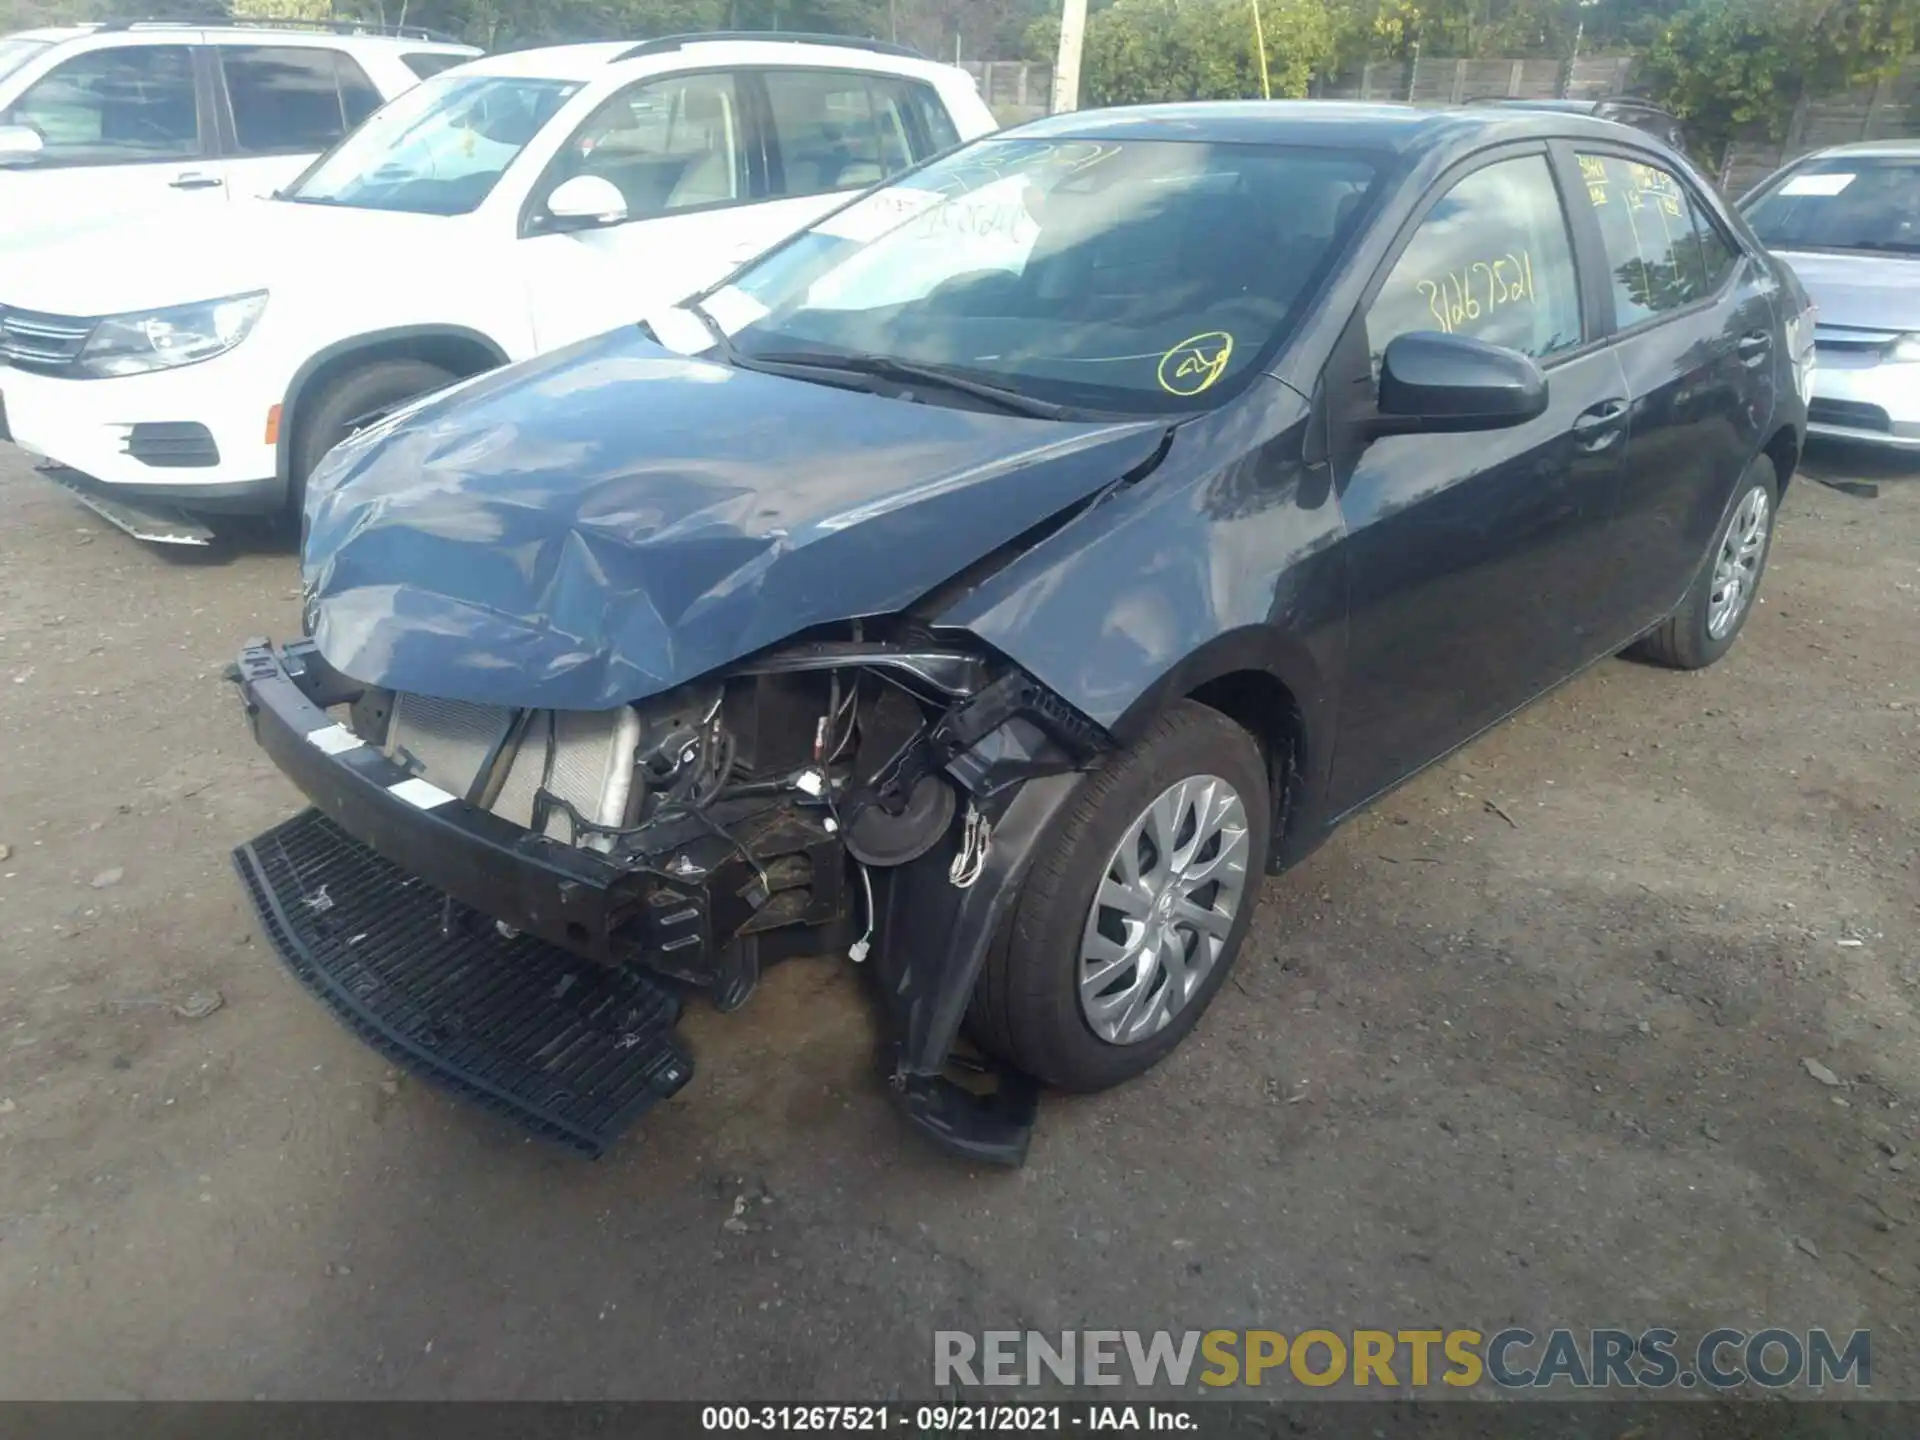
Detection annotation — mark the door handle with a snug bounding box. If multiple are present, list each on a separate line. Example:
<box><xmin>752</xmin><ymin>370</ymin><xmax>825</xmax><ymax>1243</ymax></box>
<box><xmin>168</xmin><ymin>172</ymin><xmax>223</xmax><ymax>191</ymax></box>
<box><xmin>1737</xmin><ymin>332</ymin><xmax>1770</xmax><ymax>367</ymax></box>
<box><xmin>1571</xmin><ymin>397</ymin><xmax>1628</xmax><ymax>450</ymax></box>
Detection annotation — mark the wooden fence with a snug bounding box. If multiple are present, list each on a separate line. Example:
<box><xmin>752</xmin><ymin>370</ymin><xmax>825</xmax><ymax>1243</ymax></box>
<box><xmin>961</xmin><ymin>61</ymin><xmax>1052</xmax><ymax>125</ymax></box>
<box><xmin>1719</xmin><ymin>59</ymin><xmax>1920</xmax><ymax>195</ymax></box>
<box><xmin>1313</xmin><ymin>54</ymin><xmax>1635</xmax><ymax>104</ymax></box>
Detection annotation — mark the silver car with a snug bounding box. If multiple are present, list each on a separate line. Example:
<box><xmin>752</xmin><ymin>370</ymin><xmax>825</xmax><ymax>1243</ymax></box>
<box><xmin>1742</xmin><ymin>139</ymin><xmax>1920</xmax><ymax>451</ymax></box>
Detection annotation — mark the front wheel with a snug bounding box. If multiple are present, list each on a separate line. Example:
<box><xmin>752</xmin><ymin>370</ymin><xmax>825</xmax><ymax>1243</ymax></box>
<box><xmin>1632</xmin><ymin>453</ymin><xmax>1779</xmax><ymax>670</ymax></box>
<box><xmin>288</xmin><ymin>358</ymin><xmax>456</xmax><ymax>522</ymax></box>
<box><xmin>968</xmin><ymin>700</ymin><xmax>1271</xmax><ymax>1092</ymax></box>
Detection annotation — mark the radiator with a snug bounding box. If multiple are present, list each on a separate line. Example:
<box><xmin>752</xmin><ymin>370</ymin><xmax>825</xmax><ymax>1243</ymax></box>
<box><xmin>381</xmin><ymin>694</ymin><xmax>642</xmax><ymax>850</ymax></box>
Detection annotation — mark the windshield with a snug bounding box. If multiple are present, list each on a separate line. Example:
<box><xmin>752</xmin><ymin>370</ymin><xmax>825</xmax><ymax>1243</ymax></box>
<box><xmin>283</xmin><ymin>72</ymin><xmax>581</xmax><ymax>216</ymax></box>
<box><xmin>703</xmin><ymin>137</ymin><xmax>1382</xmax><ymax>415</ymax></box>
<box><xmin>1744</xmin><ymin>155</ymin><xmax>1920</xmax><ymax>255</ymax></box>
<box><xmin>0</xmin><ymin>36</ymin><xmax>50</xmax><ymax>86</ymax></box>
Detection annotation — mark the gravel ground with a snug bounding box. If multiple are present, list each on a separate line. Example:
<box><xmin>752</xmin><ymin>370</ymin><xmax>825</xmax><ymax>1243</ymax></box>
<box><xmin>0</xmin><ymin>441</ymin><xmax>1915</xmax><ymax>1402</ymax></box>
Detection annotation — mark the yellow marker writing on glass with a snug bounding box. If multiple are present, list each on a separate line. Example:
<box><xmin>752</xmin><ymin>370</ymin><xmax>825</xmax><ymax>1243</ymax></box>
<box><xmin>1158</xmin><ymin>331</ymin><xmax>1235</xmax><ymax>396</ymax></box>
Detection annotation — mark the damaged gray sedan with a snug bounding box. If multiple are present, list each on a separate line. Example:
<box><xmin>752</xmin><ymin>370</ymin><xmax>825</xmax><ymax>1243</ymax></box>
<box><xmin>231</xmin><ymin>103</ymin><xmax>1806</xmax><ymax>1164</ymax></box>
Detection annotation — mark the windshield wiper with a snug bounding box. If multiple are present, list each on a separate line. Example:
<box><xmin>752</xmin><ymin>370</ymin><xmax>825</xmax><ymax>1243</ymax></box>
<box><xmin>750</xmin><ymin>349</ymin><xmax>1076</xmax><ymax>420</ymax></box>
<box><xmin>1843</xmin><ymin>239</ymin><xmax>1920</xmax><ymax>253</ymax></box>
<box><xmin>685</xmin><ymin>300</ymin><xmax>743</xmax><ymax>366</ymax></box>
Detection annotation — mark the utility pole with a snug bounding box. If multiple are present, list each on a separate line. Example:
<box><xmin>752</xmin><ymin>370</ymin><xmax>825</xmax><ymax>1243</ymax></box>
<box><xmin>1052</xmin><ymin>0</ymin><xmax>1088</xmax><ymax>114</ymax></box>
<box><xmin>1250</xmin><ymin>0</ymin><xmax>1270</xmax><ymax>99</ymax></box>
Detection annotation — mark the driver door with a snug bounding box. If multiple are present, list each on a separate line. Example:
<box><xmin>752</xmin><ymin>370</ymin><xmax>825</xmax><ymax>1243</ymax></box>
<box><xmin>516</xmin><ymin>70</ymin><xmax>770</xmax><ymax>351</ymax></box>
<box><xmin>1325</xmin><ymin>147</ymin><xmax>1631</xmax><ymax>815</ymax></box>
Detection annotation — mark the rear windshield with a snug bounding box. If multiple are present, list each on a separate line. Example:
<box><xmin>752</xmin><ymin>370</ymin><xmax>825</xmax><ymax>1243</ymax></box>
<box><xmin>1743</xmin><ymin>155</ymin><xmax>1920</xmax><ymax>255</ymax></box>
<box><xmin>0</xmin><ymin>36</ymin><xmax>51</xmax><ymax>86</ymax></box>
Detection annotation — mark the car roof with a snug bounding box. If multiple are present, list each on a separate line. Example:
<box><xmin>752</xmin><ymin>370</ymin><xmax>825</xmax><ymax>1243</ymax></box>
<box><xmin>1004</xmin><ymin>100</ymin><xmax>1675</xmax><ymax>159</ymax></box>
<box><xmin>1467</xmin><ymin>96</ymin><xmax>1674</xmax><ymax>117</ymax></box>
<box><xmin>1799</xmin><ymin>138</ymin><xmax>1920</xmax><ymax>159</ymax></box>
<box><xmin>8</xmin><ymin>21</ymin><xmax>476</xmax><ymax>49</ymax></box>
<box><xmin>456</xmin><ymin>34</ymin><xmax>955</xmax><ymax>83</ymax></box>
<box><xmin>457</xmin><ymin>41</ymin><xmax>633</xmax><ymax>78</ymax></box>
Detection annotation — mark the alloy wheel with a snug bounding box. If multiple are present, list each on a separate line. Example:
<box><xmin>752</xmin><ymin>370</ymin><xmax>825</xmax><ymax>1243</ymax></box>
<box><xmin>1707</xmin><ymin>484</ymin><xmax>1770</xmax><ymax>640</ymax></box>
<box><xmin>1077</xmin><ymin>774</ymin><xmax>1251</xmax><ymax>1046</ymax></box>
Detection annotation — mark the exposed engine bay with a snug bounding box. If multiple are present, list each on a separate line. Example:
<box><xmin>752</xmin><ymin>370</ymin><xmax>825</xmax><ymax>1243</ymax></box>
<box><xmin>338</xmin><ymin>621</ymin><xmax>1107</xmax><ymax>996</ymax></box>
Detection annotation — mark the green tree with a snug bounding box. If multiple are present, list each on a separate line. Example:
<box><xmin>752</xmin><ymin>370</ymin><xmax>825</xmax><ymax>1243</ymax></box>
<box><xmin>1045</xmin><ymin>0</ymin><xmax>1337</xmax><ymax>105</ymax></box>
<box><xmin>340</xmin><ymin>0</ymin><xmax>884</xmax><ymax>50</ymax></box>
<box><xmin>1642</xmin><ymin>0</ymin><xmax>1920</xmax><ymax>163</ymax></box>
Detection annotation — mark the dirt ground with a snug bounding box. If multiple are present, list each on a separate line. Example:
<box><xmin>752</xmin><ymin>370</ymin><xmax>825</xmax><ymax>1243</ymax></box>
<box><xmin>0</xmin><ymin>440</ymin><xmax>1915</xmax><ymax>1402</ymax></box>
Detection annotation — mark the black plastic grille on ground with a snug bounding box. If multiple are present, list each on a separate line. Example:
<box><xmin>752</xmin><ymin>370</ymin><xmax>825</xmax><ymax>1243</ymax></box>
<box><xmin>234</xmin><ymin>809</ymin><xmax>692</xmax><ymax>1158</ymax></box>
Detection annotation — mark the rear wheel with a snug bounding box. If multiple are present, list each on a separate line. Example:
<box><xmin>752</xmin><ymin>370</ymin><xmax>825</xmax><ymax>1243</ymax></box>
<box><xmin>968</xmin><ymin>700</ymin><xmax>1271</xmax><ymax>1092</ymax></box>
<box><xmin>1632</xmin><ymin>453</ymin><xmax>1778</xmax><ymax>670</ymax></box>
<box><xmin>289</xmin><ymin>358</ymin><xmax>456</xmax><ymax>522</ymax></box>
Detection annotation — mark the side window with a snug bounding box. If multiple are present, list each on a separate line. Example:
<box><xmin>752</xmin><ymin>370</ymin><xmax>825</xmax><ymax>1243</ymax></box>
<box><xmin>1576</xmin><ymin>152</ymin><xmax>1726</xmax><ymax>326</ymax></box>
<box><xmin>3</xmin><ymin>45</ymin><xmax>201</xmax><ymax>164</ymax></box>
<box><xmin>762</xmin><ymin>69</ymin><xmax>924</xmax><ymax>199</ymax></box>
<box><xmin>544</xmin><ymin>72</ymin><xmax>745</xmax><ymax>220</ymax></box>
<box><xmin>1366</xmin><ymin>153</ymin><xmax>1582</xmax><ymax>369</ymax></box>
<box><xmin>402</xmin><ymin>52</ymin><xmax>469</xmax><ymax>80</ymax></box>
<box><xmin>335</xmin><ymin>53</ymin><xmax>383</xmax><ymax>129</ymax></box>
<box><xmin>220</xmin><ymin>46</ymin><xmax>359</xmax><ymax>154</ymax></box>
<box><xmin>900</xmin><ymin>79</ymin><xmax>960</xmax><ymax>155</ymax></box>
<box><xmin>1692</xmin><ymin>203</ymin><xmax>1737</xmax><ymax>292</ymax></box>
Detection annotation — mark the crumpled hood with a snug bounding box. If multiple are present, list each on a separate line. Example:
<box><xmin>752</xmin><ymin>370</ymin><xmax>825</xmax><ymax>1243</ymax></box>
<box><xmin>1774</xmin><ymin>249</ymin><xmax>1920</xmax><ymax>333</ymax></box>
<box><xmin>304</xmin><ymin>327</ymin><xmax>1168</xmax><ymax>710</ymax></box>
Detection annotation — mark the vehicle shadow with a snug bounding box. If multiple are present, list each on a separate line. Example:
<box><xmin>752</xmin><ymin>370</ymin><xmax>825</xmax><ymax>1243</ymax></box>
<box><xmin>1799</xmin><ymin>438</ymin><xmax>1920</xmax><ymax>489</ymax></box>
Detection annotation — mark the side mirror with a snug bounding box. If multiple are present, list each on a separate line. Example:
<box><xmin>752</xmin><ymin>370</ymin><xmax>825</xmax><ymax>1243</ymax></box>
<box><xmin>0</xmin><ymin>124</ymin><xmax>44</xmax><ymax>166</ymax></box>
<box><xmin>544</xmin><ymin>174</ymin><xmax>627</xmax><ymax>231</ymax></box>
<box><xmin>1373</xmin><ymin>330</ymin><xmax>1548</xmax><ymax>435</ymax></box>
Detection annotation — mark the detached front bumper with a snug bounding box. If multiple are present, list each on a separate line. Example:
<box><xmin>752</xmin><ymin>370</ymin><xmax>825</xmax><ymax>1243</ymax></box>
<box><xmin>236</xmin><ymin>637</ymin><xmax>655</xmax><ymax>957</ymax></box>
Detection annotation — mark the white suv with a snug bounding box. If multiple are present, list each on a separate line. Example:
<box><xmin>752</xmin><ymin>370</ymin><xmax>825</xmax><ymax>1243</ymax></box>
<box><xmin>0</xmin><ymin>32</ymin><xmax>996</xmax><ymax>542</ymax></box>
<box><xmin>0</xmin><ymin>20</ymin><xmax>480</xmax><ymax>241</ymax></box>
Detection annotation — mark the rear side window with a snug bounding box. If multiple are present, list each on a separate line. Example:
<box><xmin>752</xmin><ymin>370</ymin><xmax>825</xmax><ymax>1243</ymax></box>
<box><xmin>220</xmin><ymin>46</ymin><xmax>378</xmax><ymax>154</ymax></box>
<box><xmin>336</xmin><ymin>54</ymin><xmax>383</xmax><ymax>128</ymax></box>
<box><xmin>403</xmin><ymin>52</ymin><xmax>470</xmax><ymax>80</ymax></box>
<box><xmin>3</xmin><ymin>45</ymin><xmax>202</xmax><ymax>164</ymax></box>
<box><xmin>761</xmin><ymin>70</ymin><xmax>954</xmax><ymax>200</ymax></box>
<box><xmin>1367</xmin><ymin>153</ymin><xmax>1583</xmax><ymax>365</ymax></box>
<box><xmin>902</xmin><ymin>79</ymin><xmax>961</xmax><ymax>153</ymax></box>
<box><xmin>1692</xmin><ymin>204</ymin><xmax>1737</xmax><ymax>291</ymax></box>
<box><xmin>1577</xmin><ymin>152</ymin><xmax>1726</xmax><ymax>326</ymax></box>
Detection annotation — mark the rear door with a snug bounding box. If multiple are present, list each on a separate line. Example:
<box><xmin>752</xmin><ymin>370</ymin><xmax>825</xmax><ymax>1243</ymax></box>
<box><xmin>1325</xmin><ymin>145</ymin><xmax>1632</xmax><ymax>815</ymax></box>
<box><xmin>1568</xmin><ymin>147</ymin><xmax>1777</xmax><ymax>635</ymax></box>
<box><xmin>0</xmin><ymin>38</ymin><xmax>223</xmax><ymax>239</ymax></box>
<box><xmin>212</xmin><ymin>42</ymin><xmax>385</xmax><ymax>202</ymax></box>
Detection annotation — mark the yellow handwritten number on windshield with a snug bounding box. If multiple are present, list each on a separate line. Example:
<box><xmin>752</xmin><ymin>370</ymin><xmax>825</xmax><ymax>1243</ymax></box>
<box><xmin>1158</xmin><ymin>331</ymin><xmax>1235</xmax><ymax>396</ymax></box>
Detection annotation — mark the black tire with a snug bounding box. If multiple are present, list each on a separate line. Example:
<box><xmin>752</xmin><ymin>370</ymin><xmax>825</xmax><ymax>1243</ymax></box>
<box><xmin>289</xmin><ymin>358</ymin><xmax>456</xmax><ymax>519</ymax></box>
<box><xmin>1632</xmin><ymin>453</ymin><xmax>1779</xmax><ymax>670</ymax></box>
<box><xmin>968</xmin><ymin>700</ymin><xmax>1271</xmax><ymax>1092</ymax></box>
